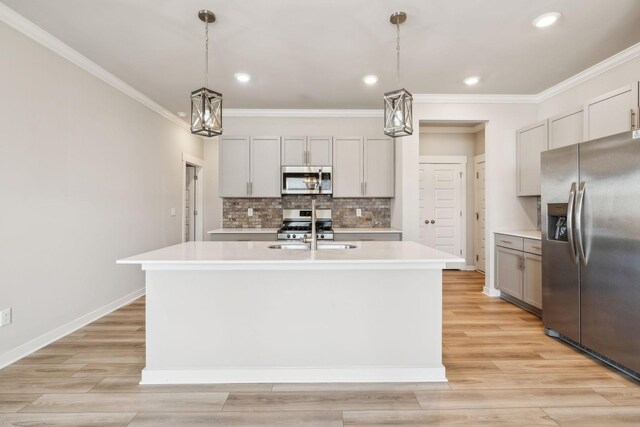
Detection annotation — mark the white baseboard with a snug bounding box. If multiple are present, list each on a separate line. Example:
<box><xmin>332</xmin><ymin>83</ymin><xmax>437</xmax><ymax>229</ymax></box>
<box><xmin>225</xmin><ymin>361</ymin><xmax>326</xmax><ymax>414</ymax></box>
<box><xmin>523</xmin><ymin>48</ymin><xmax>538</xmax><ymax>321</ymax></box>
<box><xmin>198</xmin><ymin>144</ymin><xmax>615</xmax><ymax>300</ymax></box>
<box><xmin>462</xmin><ymin>265</ymin><xmax>479</xmax><ymax>271</ymax></box>
<box><xmin>483</xmin><ymin>286</ymin><xmax>501</xmax><ymax>297</ymax></box>
<box><xmin>141</xmin><ymin>366</ymin><xmax>448</xmax><ymax>384</ymax></box>
<box><xmin>0</xmin><ymin>288</ymin><xmax>145</xmax><ymax>369</ymax></box>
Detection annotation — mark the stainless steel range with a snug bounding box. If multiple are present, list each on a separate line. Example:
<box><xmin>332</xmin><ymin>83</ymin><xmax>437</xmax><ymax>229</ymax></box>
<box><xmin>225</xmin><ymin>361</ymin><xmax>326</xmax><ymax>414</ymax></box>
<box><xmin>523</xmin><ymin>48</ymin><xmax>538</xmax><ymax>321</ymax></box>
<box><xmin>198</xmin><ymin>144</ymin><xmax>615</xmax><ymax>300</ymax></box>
<box><xmin>277</xmin><ymin>209</ymin><xmax>333</xmax><ymax>241</ymax></box>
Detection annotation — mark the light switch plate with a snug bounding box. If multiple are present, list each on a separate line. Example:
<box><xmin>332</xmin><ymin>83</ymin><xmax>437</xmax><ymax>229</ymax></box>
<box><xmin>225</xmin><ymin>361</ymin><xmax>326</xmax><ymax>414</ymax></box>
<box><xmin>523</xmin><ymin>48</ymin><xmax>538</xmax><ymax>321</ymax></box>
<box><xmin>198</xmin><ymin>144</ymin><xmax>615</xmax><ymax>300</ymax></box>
<box><xmin>170</xmin><ymin>208</ymin><xmax>176</xmax><ymax>216</ymax></box>
<box><xmin>356</xmin><ymin>209</ymin><xmax>362</xmax><ymax>217</ymax></box>
<box><xmin>247</xmin><ymin>208</ymin><xmax>253</xmax><ymax>217</ymax></box>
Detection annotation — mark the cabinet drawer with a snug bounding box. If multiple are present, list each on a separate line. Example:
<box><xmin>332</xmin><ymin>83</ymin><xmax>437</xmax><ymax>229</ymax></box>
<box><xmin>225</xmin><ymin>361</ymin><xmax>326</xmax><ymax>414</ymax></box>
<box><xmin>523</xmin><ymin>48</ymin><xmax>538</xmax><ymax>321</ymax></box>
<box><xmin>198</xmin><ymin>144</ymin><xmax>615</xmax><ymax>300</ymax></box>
<box><xmin>335</xmin><ymin>232</ymin><xmax>402</xmax><ymax>241</ymax></box>
<box><xmin>210</xmin><ymin>233</ymin><xmax>277</xmax><ymax>241</ymax></box>
<box><xmin>524</xmin><ymin>239</ymin><xmax>542</xmax><ymax>255</ymax></box>
<box><xmin>495</xmin><ymin>234</ymin><xmax>524</xmax><ymax>251</ymax></box>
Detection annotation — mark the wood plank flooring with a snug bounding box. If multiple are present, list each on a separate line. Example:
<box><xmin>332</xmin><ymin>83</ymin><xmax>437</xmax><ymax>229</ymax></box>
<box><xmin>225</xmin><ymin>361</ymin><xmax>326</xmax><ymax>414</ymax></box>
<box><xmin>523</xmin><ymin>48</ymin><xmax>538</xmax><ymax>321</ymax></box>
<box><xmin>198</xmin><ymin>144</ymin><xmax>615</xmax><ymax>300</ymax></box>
<box><xmin>1</xmin><ymin>271</ymin><xmax>639</xmax><ymax>426</ymax></box>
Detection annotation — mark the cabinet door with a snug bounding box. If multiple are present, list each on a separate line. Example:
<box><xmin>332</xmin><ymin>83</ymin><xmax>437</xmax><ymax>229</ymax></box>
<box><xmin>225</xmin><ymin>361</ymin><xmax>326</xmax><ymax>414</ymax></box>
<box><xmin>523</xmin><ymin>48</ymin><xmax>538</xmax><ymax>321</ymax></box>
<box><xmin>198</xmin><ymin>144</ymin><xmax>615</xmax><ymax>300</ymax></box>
<box><xmin>364</xmin><ymin>137</ymin><xmax>394</xmax><ymax>197</ymax></box>
<box><xmin>307</xmin><ymin>136</ymin><xmax>333</xmax><ymax>165</ymax></box>
<box><xmin>495</xmin><ymin>246</ymin><xmax>523</xmax><ymax>299</ymax></box>
<box><xmin>250</xmin><ymin>136</ymin><xmax>281</xmax><ymax>197</ymax></box>
<box><xmin>333</xmin><ymin>137</ymin><xmax>364</xmax><ymax>197</ymax></box>
<box><xmin>516</xmin><ymin>120</ymin><xmax>548</xmax><ymax>196</ymax></box>
<box><xmin>220</xmin><ymin>136</ymin><xmax>250</xmax><ymax>197</ymax></box>
<box><xmin>523</xmin><ymin>253</ymin><xmax>542</xmax><ymax>309</ymax></box>
<box><xmin>281</xmin><ymin>136</ymin><xmax>306</xmax><ymax>165</ymax></box>
<box><xmin>584</xmin><ymin>83</ymin><xmax>639</xmax><ymax>140</ymax></box>
<box><xmin>549</xmin><ymin>108</ymin><xmax>583</xmax><ymax>150</ymax></box>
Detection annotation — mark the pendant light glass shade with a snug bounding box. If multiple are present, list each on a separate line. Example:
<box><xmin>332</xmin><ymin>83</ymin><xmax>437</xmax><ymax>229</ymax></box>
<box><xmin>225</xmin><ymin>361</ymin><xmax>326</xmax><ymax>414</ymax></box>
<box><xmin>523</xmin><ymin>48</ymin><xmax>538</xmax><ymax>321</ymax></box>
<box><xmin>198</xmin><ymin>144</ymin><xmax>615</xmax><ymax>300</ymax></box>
<box><xmin>384</xmin><ymin>88</ymin><xmax>413</xmax><ymax>137</ymax></box>
<box><xmin>191</xmin><ymin>87</ymin><xmax>222</xmax><ymax>137</ymax></box>
<box><xmin>190</xmin><ymin>10</ymin><xmax>223</xmax><ymax>137</ymax></box>
<box><xmin>383</xmin><ymin>12</ymin><xmax>413</xmax><ymax>138</ymax></box>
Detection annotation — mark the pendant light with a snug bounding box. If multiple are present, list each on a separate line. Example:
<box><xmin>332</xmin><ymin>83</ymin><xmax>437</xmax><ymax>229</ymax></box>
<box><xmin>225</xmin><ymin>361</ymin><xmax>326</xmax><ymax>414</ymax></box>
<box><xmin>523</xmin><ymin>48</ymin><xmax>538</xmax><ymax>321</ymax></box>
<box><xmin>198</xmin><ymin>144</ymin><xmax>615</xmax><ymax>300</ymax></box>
<box><xmin>190</xmin><ymin>10</ymin><xmax>223</xmax><ymax>137</ymax></box>
<box><xmin>383</xmin><ymin>11</ymin><xmax>413</xmax><ymax>137</ymax></box>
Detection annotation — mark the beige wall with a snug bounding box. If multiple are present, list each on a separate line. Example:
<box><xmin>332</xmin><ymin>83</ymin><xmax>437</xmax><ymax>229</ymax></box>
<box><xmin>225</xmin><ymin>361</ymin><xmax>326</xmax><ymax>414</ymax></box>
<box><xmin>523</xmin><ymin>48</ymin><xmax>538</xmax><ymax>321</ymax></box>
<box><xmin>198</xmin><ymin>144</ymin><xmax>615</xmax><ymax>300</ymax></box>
<box><xmin>0</xmin><ymin>21</ymin><xmax>202</xmax><ymax>362</ymax></box>
<box><xmin>400</xmin><ymin>103</ymin><xmax>539</xmax><ymax>294</ymax></box>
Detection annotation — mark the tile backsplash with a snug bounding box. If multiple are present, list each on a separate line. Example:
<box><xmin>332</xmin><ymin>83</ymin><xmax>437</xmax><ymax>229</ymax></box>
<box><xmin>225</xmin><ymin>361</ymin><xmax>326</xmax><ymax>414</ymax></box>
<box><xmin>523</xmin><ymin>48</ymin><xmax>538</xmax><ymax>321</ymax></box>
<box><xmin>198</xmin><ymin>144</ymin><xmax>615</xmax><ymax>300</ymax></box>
<box><xmin>223</xmin><ymin>196</ymin><xmax>391</xmax><ymax>228</ymax></box>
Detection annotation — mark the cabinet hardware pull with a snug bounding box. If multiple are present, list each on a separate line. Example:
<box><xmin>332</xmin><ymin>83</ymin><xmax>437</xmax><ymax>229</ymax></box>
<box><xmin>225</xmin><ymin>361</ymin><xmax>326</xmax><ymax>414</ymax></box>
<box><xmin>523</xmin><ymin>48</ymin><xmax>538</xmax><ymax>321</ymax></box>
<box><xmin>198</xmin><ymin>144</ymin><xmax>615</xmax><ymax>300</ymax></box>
<box><xmin>531</xmin><ymin>245</ymin><xmax>541</xmax><ymax>250</ymax></box>
<box><xmin>632</xmin><ymin>109</ymin><xmax>637</xmax><ymax>131</ymax></box>
<box><xmin>500</xmin><ymin>239</ymin><xmax>512</xmax><ymax>244</ymax></box>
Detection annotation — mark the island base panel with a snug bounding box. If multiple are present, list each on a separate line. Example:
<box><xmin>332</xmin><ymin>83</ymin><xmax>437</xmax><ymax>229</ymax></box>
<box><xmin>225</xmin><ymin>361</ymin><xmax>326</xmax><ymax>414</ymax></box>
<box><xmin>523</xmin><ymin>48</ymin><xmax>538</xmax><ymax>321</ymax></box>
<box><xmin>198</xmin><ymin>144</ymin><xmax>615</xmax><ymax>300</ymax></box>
<box><xmin>143</xmin><ymin>268</ymin><xmax>444</xmax><ymax>384</ymax></box>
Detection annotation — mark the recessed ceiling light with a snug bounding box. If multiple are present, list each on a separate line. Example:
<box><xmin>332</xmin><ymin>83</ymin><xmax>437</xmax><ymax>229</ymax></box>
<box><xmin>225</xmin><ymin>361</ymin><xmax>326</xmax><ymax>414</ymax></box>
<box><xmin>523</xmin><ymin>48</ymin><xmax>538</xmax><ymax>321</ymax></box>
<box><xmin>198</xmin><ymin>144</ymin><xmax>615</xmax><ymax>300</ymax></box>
<box><xmin>464</xmin><ymin>76</ymin><xmax>480</xmax><ymax>86</ymax></box>
<box><xmin>234</xmin><ymin>72</ymin><xmax>251</xmax><ymax>83</ymax></box>
<box><xmin>177</xmin><ymin>111</ymin><xmax>187</xmax><ymax>118</ymax></box>
<box><xmin>532</xmin><ymin>12</ymin><xmax>561</xmax><ymax>28</ymax></box>
<box><xmin>363</xmin><ymin>75</ymin><xmax>379</xmax><ymax>85</ymax></box>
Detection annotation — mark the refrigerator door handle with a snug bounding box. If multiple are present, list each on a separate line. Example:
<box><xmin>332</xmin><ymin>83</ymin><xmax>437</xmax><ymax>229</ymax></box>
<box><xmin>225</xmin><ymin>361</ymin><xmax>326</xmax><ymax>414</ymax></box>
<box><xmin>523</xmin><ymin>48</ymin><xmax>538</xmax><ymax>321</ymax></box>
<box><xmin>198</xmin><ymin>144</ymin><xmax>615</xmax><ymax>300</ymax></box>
<box><xmin>575</xmin><ymin>181</ymin><xmax>587</xmax><ymax>266</ymax></box>
<box><xmin>567</xmin><ymin>182</ymin><xmax>578</xmax><ymax>264</ymax></box>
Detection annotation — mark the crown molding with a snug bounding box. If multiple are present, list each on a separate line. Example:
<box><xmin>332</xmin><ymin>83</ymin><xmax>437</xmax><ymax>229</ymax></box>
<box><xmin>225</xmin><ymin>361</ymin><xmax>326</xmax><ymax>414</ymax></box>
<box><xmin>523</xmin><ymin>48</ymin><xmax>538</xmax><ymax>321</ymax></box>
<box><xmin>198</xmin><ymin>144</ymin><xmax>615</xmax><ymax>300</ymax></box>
<box><xmin>223</xmin><ymin>109</ymin><xmax>383</xmax><ymax>118</ymax></box>
<box><xmin>536</xmin><ymin>41</ymin><xmax>640</xmax><ymax>102</ymax></box>
<box><xmin>0</xmin><ymin>3</ymin><xmax>190</xmax><ymax>132</ymax></box>
<box><xmin>413</xmin><ymin>94</ymin><xmax>538</xmax><ymax>104</ymax></box>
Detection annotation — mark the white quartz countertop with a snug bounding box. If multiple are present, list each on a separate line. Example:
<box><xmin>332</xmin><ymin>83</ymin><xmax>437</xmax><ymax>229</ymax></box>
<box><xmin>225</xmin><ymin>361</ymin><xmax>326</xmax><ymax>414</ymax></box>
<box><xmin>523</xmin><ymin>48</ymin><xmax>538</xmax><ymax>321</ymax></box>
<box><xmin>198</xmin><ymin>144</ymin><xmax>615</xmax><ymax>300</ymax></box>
<box><xmin>495</xmin><ymin>230</ymin><xmax>541</xmax><ymax>240</ymax></box>
<box><xmin>117</xmin><ymin>241</ymin><xmax>462</xmax><ymax>270</ymax></box>
<box><xmin>334</xmin><ymin>228</ymin><xmax>402</xmax><ymax>234</ymax></box>
<box><xmin>207</xmin><ymin>228</ymin><xmax>279</xmax><ymax>234</ymax></box>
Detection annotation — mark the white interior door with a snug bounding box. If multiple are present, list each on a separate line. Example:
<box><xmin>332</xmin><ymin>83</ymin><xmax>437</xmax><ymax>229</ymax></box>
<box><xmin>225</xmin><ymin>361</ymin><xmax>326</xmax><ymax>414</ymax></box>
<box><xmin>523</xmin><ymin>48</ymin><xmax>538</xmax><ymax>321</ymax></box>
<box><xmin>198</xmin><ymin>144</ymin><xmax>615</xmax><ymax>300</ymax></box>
<box><xmin>185</xmin><ymin>165</ymin><xmax>195</xmax><ymax>242</ymax></box>
<box><xmin>474</xmin><ymin>158</ymin><xmax>486</xmax><ymax>272</ymax></box>
<box><xmin>419</xmin><ymin>163</ymin><xmax>463</xmax><ymax>262</ymax></box>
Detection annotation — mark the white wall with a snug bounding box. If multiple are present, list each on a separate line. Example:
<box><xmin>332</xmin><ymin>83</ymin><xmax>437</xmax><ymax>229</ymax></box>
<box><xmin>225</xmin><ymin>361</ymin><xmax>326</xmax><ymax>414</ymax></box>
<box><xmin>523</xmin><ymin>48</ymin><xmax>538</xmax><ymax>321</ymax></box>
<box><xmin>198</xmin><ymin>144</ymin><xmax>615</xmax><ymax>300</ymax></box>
<box><xmin>419</xmin><ymin>131</ymin><xmax>483</xmax><ymax>267</ymax></box>
<box><xmin>400</xmin><ymin>103</ymin><xmax>538</xmax><ymax>294</ymax></box>
<box><xmin>0</xmin><ymin>21</ymin><xmax>203</xmax><ymax>363</ymax></box>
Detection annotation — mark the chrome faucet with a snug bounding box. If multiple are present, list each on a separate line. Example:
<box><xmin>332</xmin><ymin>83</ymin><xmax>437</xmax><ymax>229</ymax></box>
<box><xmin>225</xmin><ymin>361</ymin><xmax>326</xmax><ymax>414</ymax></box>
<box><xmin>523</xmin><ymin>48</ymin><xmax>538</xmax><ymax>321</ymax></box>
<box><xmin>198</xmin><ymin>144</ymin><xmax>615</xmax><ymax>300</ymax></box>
<box><xmin>300</xmin><ymin>198</ymin><xmax>318</xmax><ymax>250</ymax></box>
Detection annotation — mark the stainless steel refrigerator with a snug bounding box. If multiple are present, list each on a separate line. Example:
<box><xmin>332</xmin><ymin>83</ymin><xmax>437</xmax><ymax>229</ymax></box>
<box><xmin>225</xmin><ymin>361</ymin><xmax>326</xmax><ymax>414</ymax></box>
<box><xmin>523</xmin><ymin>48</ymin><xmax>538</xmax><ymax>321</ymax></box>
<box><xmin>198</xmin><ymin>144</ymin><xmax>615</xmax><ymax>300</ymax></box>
<box><xmin>541</xmin><ymin>130</ymin><xmax>640</xmax><ymax>378</ymax></box>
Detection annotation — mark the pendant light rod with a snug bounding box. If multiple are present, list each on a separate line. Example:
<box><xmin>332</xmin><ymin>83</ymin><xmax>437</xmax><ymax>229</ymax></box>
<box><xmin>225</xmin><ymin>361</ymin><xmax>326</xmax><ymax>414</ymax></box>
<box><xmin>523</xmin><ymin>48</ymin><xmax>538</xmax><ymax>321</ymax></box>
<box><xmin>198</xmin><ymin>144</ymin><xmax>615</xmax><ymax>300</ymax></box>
<box><xmin>389</xmin><ymin>12</ymin><xmax>406</xmax><ymax>88</ymax></box>
<box><xmin>198</xmin><ymin>10</ymin><xmax>216</xmax><ymax>89</ymax></box>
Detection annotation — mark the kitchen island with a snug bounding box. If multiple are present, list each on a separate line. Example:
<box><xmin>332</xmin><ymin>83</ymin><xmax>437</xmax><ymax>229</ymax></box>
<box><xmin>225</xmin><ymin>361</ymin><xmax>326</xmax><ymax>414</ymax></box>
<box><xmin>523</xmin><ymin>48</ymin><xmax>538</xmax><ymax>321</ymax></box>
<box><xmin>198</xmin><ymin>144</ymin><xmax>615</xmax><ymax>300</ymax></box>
<box><xmin>118</xmin><ymin>241</ymin><xmax>462</xmax><ymax>384</ymax></box>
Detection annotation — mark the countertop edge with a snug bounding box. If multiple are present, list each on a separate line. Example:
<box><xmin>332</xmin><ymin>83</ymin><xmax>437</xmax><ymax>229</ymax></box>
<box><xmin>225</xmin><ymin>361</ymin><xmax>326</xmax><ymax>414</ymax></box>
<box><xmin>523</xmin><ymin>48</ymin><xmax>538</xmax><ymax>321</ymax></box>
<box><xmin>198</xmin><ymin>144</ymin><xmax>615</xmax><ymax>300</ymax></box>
<box><xmin>494</xmin><ymin>230</ymin><xmax>541</xmax><ymax>240</ymax></box>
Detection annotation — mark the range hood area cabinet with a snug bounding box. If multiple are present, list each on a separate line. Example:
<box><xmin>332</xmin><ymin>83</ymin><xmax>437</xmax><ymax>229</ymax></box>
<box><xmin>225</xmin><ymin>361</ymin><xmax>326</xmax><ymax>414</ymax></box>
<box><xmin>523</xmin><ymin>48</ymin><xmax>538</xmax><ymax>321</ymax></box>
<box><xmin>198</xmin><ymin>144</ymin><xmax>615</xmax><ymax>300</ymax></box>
<box><xmin>220</xmin><ymin>136</ymin><xmax>281</xmax><ymax>198</ymax></box>
<box><xmin>516</xmin><ymin>82</ymin><xmax>640</xmax><ymax>197</ymax></box>
<box><xmin>333</xmin><ymin>137</ymin><xmax>394</xmax><ymax>198</ymax></box>
<box><xmin>281</xmin><ymin>136</ymin><xmax>333</xmax><ymax>166</ymax></box>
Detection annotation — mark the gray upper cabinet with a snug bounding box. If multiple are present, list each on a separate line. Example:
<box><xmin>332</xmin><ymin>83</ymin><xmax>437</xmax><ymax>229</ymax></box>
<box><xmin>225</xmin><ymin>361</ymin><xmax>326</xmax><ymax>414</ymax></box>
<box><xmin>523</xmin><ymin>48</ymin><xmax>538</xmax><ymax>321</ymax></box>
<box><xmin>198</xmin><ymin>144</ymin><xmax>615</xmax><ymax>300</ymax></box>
<box><xmin>364</xmin><ymin>137</ymin><xmax>395</xmax><ymax>197</ymax></box>
<box><xmin>584</xmin><ymin>83</ymin><xmax>639</xmax><ymax>141</ymax></box>
<box><xmin>307</xmin><ymin>136</ymin><xmax>333</xmax><ymax>165</ymax></box>
<box><xmin>220</xmin><ymin>136</ymin><xmax>250</xmax><ymax>198</ymax></box>
<box><xmin>333</xmin><ymin>137</ymin><xmax>363</xmax><ymax>197</ymax></box>
<box><xmin>250</xmin><ymin>136</ymin><xmax>281</xmax><ymax>198</ymax></box>
<box><xmin>281</xmin><ymin>136</ymin><xmax>332</xmax><ymax>166</ymax></box>
<box><xmin>220</xmin><ymin>136</ymin><xmax>280</xmax><ymax>198</ymax></box>
<box><xmin>333</xmin><ymin>137</ymin><xmax>394</xmax><ymax>198</ymax></box>
<box><xmin>516</xmin><ymin>120</ymin><xmax>548</xmax><ymax>196</ymax></box>
<box><xmin>549</xmin><ymin>107</ymin><xmax>584</xmax><ymax>150</ymax></box>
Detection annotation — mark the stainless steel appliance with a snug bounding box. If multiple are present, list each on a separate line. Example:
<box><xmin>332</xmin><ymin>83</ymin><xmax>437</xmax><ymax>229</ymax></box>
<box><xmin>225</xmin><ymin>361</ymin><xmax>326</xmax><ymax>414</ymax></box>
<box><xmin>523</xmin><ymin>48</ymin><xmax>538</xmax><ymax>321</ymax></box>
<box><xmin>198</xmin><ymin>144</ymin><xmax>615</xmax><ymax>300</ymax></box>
<box><xmin>541</xmin><ymin>130</ymin><xmax>640</xmax><ymax>379</ymax></box>
<box><xmin>277</xmin><ymin>208</ymin><xmax>333</xmax><ymax>241</ymax></box>
<box><xmin>281</xmin><ymin>166</ymin><xmax>332</xmax><ymax>195</ymax></box>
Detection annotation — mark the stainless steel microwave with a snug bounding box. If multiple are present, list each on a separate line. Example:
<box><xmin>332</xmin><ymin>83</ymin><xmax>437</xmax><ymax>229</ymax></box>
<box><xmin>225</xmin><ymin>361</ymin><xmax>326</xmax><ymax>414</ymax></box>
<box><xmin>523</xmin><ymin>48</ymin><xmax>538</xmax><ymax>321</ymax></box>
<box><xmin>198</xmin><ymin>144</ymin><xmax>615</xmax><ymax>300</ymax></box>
<box><xmin>281</xmin><ymin>166</ymin><xmax>332</xmax><ymax>195</ymax></box>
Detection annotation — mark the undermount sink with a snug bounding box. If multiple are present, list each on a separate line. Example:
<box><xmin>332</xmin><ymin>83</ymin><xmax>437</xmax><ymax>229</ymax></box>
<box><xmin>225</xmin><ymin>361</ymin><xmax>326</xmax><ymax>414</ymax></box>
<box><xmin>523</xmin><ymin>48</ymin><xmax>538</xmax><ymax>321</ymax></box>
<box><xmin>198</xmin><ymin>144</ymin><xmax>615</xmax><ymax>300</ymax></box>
<box><xmin>268</xmin><ymin>243</ymin><xmax>357</xmax><ymax>250</ymax></box>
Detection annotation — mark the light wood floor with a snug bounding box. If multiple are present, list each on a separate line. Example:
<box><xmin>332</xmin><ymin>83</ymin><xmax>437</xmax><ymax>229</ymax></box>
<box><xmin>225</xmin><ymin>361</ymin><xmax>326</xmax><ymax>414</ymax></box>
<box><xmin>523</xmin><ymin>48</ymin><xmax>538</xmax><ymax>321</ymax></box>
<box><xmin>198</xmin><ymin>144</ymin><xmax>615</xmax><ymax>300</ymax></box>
<box><xmin>1</xmin><ymin>271</ymin><xmax>639</xmax><ymax>426</ymax></box>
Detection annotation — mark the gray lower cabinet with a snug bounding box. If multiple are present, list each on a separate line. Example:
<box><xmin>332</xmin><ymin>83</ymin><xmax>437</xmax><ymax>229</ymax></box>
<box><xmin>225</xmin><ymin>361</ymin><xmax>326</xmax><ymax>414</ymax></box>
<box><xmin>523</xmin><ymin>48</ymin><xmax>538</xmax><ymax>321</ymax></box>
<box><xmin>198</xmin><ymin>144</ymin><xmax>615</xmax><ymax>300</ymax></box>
<box><xmin>334</xmin><ymin>232</ymin><xmax>402</xmax><ymax>241</ymax></box>
<box><xmin>495</xmin><ymin>234</ymin><xmax>542</xmax><ymax>312</ymax></box>
<box><xmin>210</xmin><ymin>233</ymin><xmax>277</xmax><ymax>241</ymax></box>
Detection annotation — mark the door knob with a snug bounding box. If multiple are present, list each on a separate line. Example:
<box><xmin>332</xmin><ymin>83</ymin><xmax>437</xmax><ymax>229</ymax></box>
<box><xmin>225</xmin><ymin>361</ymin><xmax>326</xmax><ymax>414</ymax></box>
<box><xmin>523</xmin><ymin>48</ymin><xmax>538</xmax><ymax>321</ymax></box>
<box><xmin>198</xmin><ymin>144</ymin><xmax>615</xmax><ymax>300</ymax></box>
<box><xmin>430</xmin><ymin>220</ymin><xmax>435</xmax><ymax>224</ymax></box>
<box><xmin>424</xmin><ymin>220</ymin><xmax>429</xmax><ymax>224</ymax></box>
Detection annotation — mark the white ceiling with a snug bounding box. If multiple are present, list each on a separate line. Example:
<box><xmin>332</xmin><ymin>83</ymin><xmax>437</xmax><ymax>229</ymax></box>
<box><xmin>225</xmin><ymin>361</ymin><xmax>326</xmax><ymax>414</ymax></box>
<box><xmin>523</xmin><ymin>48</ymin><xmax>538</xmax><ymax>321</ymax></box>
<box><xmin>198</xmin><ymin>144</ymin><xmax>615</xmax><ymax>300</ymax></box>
<box><xmin>3</xmin><ymin>0</ymin><xmax>640</xmax><ymax>114</ymax></box>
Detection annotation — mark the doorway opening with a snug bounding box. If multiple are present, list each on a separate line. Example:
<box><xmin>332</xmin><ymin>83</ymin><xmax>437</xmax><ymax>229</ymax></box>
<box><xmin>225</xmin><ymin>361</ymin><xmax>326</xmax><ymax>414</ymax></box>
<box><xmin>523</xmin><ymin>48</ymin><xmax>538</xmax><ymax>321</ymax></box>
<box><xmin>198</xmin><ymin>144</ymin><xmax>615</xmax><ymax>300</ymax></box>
<box><xmin>419</xmin><ymin>121</ymin><xmax>486</xmax><ymax>271</ymax></box>
<box><xmin>182</xmin><ymin>153</ymin><xmax>204</xmax><ymax>242</ymax></box>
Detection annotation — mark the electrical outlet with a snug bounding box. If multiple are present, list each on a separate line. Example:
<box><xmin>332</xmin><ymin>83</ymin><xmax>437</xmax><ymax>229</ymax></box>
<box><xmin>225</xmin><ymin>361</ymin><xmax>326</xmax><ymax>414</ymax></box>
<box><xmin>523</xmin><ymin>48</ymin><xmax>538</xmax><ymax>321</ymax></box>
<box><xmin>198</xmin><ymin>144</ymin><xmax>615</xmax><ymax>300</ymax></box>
<box><xmin>356</xmin><ymin>208</ymin><xmax>362</xmax><ymax>217</ymax></box>
<box><xmin>0</xmin><ymin>308</ymin><xmax>11</xmax><ymax>327</ymax></box>
<box><xmin>247</xmin><ymin>208</ymin><xmax>253</xmax><ymax>217</ymax></box>
<box><xmin>170</xmin><ymin>208</ymin><xmax>176</xmax><ymax>216</ymax></box>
